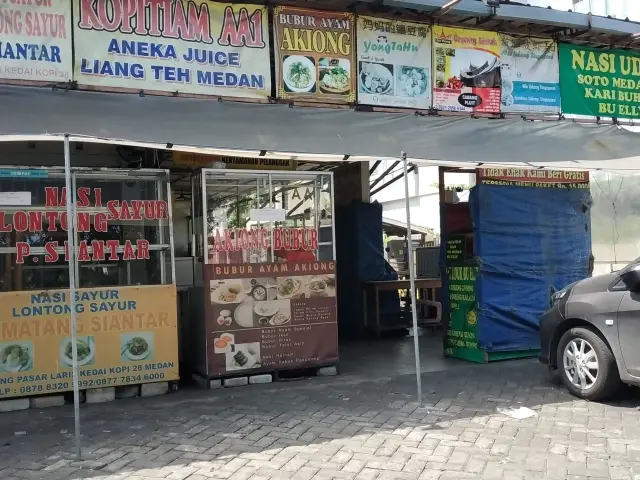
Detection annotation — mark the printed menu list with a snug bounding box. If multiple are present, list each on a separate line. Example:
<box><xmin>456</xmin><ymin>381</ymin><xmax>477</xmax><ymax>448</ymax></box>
<box><xmin>205</xmin><ymin>261</ymin><xmax>338</xmax><ymax>375</ymax></box>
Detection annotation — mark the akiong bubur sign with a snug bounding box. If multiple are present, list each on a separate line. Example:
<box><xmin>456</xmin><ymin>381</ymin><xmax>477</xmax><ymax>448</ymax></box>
<box><xmin>559</xmin><ymin>43</ymin><xmax>640</xmax><ymax>119</ymax></box>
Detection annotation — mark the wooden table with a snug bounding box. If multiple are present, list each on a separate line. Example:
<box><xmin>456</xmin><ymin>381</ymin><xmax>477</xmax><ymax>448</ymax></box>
<box><xmin>363</xmin><ymin>278</ymin><xmax>442</xmax><ymax>337</ymax></box>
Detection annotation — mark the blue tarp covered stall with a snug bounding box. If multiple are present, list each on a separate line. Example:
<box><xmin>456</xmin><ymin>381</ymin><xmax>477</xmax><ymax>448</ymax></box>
<box><xmin>470</xmin><ymin>184</ymin><xmax>591</xmax><ymax>354</ymax></box>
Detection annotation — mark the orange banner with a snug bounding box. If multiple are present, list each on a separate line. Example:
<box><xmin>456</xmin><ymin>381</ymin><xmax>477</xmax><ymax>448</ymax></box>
<box><xmin>0</xmin><ymin>285</ymin><xmax>178</xmax><ymax>398</ymax></box>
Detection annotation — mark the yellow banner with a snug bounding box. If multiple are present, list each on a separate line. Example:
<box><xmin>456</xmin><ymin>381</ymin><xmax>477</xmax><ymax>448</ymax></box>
<box><xmin>432</xmin><ymin>26</ymin><xmax>500</xmax><ymax>57</ymax></box>
<box><xmin>173</xmin><ymin>152</ymin><xmax>296</xmax><ymax>170</ymax></box>
<box><xmin>0</xmin><ymin>285</ymin><xmax>178</xmax><ymax>398</ymax></box>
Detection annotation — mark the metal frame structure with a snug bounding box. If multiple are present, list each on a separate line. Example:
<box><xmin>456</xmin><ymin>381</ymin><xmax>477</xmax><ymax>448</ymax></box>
<box><xmin>194</xmin><ymin>168</ymin><xmax>337</xmax><ymax>266</ymax></box>
<box><xmin>0</xmin><ymin>140</ymin><xmax>177</xmax><ymax>459</ymax></box>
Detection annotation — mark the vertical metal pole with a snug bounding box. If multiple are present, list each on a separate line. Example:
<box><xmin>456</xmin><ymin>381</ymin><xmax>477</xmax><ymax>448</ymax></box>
<box><xmin>158</xmin><ymin>179</ymin><xmax>166</xmax><ymax>283</ymax></box>
<box><xmin>167</xmin><ymin>178</ymin><xmax>176</xmax><ymax>284</ymax></box>
<box><xmin>63</xmin><ymin>135</ymin><xmax>81</xmax><ymax>459</ymax></box>
<box><xmin>201</xmin><ymin>172</ymin><xmax>208</xmax><ymax>264</ymax></box>
<box><xmin>269</xmin><ymin>174</ymin><xmax>274</xmax><ymax>262</ymax></box>
<box><xmin>402</xmin><ymin>152</ymin><xmax>422</xmax><ymax>405</ymax></box>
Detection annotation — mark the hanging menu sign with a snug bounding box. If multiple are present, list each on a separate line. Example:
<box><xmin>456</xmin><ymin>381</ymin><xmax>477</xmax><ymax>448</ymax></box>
<box><xmin>356</xmin><ymin>16</ymin><xmax>431</xmax><ymax>109</ymax></box>
<box><xmin>73</xmin><ymin>1</ymin><xmax>271</xmax><ymax>99</ymax></box>
<box><xmin>432</xmin><ymin>26</ymin><xmax>501</xmax><ymax>114</ymax></box>
<box><xmin>205</xmin><ymin>261</ymin><xmax>338</xmax><ymax>376</ymax></box>
<box><xmin>273</xmin><ymin>6</ymin><xmax>356</xmax><ymax>104</ymax></box>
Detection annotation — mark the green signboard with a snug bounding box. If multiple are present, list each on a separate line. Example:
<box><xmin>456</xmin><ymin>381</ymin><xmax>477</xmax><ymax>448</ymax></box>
<box><xmin>444</xmin><ymin>265</ymin><xmax>484</xmax><ymax>363</ymax></box>
<box><xmin>445</xmin><ymin>235</ymin><xmax>466</xmax><ymax>264</ymax></box>
<box><xmin>559</xmin><ymin>43</ymin><xmax>640</xmax><ymax>119</ymax></box>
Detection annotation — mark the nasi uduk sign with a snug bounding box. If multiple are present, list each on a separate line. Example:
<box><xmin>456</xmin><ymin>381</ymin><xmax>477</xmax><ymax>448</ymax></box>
<box><xmin>73</xmin><ymin>0</ymin><xmax>271</xmax><ymax>99</ymax></box>
<box><xmin>0</xmin><ymin>0</ymin><xmax>72</xmax><ymax>83</ymax></box>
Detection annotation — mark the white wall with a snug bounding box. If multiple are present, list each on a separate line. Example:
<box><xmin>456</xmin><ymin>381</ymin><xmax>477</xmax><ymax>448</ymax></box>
<box><xmin>371</xmin><ymin>163</ymin><xmax>472</xmax><ymax>235</ymax></box>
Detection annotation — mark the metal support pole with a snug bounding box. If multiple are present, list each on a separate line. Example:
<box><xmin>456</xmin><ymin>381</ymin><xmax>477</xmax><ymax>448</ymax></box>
<box><xmin>402</xmin><ymin>151</ymin><xmax>422</xmax><ymax>406</ymax></box>
<box><xmin>63</xmin><ymin>135</ymin><xmax>82</xmax><ymax>459</ymax></box>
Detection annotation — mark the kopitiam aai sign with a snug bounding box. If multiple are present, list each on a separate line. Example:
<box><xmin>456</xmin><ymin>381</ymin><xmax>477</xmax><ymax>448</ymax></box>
<box><xmin>559</xmin><ymin>43</ymin><xmax>640</xmax><ymax>119</ymax></box>
<box><xmin>73</xmin><ymin>0</ymin><xmax>271</xmax><ymax>99</ymax></box>
<box><xmin>0</xmin><ymin>187</ymin><xmax>167</xmax><ymax>263</ymax></box>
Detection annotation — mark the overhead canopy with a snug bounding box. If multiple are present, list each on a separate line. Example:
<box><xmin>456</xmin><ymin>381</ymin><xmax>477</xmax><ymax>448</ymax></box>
<box><xmin>2</xmin><ymin>85</ymin><xmax>640</xmax><ymax>170</ymax></box>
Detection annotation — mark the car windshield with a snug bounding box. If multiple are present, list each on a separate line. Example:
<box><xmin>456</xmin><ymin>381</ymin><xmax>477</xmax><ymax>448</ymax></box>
<box><xmin>620</xmin><ymin>256</ymin><xmax>640</xmax><ymax>274</ymax></box>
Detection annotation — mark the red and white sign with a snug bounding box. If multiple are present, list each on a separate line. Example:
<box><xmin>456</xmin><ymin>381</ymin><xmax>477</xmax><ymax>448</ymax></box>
<box><xmin>211</xmin><ymin>227</ymin><xmax>318</xmax><ymax>252</ymax></box>
<box><xmin>0</xmin><ymin>187</ymin><xmax>168</xmax><ymax>264</ymax></box>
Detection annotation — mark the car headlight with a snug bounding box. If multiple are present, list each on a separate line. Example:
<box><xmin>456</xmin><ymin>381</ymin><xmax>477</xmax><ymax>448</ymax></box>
<box><xmin>550</xmin><ymin>281</ymin><xmax>578</xmax><ymax>310</ymax></box>
<box><xmin>551</xmin><ymin>290</ymin><xmax>568</xmax><ymax>304</ymax></box>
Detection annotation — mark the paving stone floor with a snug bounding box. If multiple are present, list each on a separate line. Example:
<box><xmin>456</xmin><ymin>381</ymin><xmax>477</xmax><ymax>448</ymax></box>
<box><xmin>1</xmin><ymin>358</ymin><xmax>640</xmax><ymax>480</ymax></box>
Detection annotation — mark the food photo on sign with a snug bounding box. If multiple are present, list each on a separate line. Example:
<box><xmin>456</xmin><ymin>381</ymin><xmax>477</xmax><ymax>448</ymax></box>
<box><xmin>356</xmin><ymin>16</ymin><xmax>431</xmax><ymax>109</ymax></box>
<box><xmin>206</xmin><ymin>259</ymin><xmax>338</xmax><ymax>376</ymax></box>
<box><xmin>273</xmin><ymin>6</ymin><xmax>356</xmax><ymax>103</ymax></box>
<box><xmin>432</xmin><ymin>26</ymin><xmax>501</xmax><ymax>114</ymax></box>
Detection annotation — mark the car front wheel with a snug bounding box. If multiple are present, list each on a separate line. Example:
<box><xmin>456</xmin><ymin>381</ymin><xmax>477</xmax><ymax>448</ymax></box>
<box><xmin>556</xmin><ymin>327</ymin><xmax>620</xmax><ymax>401</ymax></box>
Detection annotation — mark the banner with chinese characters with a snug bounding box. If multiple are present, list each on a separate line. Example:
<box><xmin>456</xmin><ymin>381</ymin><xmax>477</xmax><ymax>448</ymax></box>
<box><xmin>273</xmin><ymin>6</ymin><xmax>356</xmax><ymax>104</ymax></box>
<box><xmin>205</xmin><ymin>262</ymin><xmax>338</xmax><ymax>376</ymax></box>
<box><xmin>477</xmin><ymin>167</ymin><xmax>590</xmax><ymax>189</ymax></box>
<box><xmin>559</xmin><ymin>43</ymin><xmax>640</xmax><ymax>119</ymax></box>
<box><xmin>356</xmin><ymin>16</ymin><xmax>431</xmax><ymax>109</ymax></box>
<box><xmin>72</xmin><ymin>1</ymin><xmax>271</xmax><ymax>99</ymax></box>
<box><xmin>499</xmin><ymin>35</ymin><xmax>560</xmax><ymax>114</ymax></box>
<box><xmin>0</xmin><ymin>0</ymin><xmax>72</xmax><ymax>83</ymax></box>
<box><xmin>432</xmin><ymin>26</ymin><xmax>501</xmax><ymax>113</ymax></box>
<box><xmin>0</xmin><ymin>285</ymin><xmax>178</xmax><ymax>399</ymax></box>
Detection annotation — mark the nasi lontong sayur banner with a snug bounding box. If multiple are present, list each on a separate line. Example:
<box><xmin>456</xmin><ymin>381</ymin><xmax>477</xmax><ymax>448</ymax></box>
<box><xmin>273</xmin><ymin>6</ymin><xmax>356</xmax><ymax>104</ymax></box>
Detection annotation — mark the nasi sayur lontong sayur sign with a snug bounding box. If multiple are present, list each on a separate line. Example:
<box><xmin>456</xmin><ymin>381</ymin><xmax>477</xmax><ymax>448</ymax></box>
<box><xmin>0</xmin><ymin>0</ymin><xmax>72</xmax><ymax>83</ymax></box>
<box><xmin>0</xmin><ymin>285</ymin><xmax>179</xmax><ymax>399</ymax></box>
<box><xmin>73</xmin><ymin>0</ymin><xmax>271</xmax><ymax>99</ymax></box>
<box><xmin>273</xmin><ymin>6</ymin><xmax>356</xmax><ymax>104</ymax></box>
<box><xmin>356</xmin><ymin>16</ymin><xmax>431</xmax><ymax>110</ymax></box>
<box><xmin>0</xmin><ymin>186</ymin><xmax>167</xmax><ymax>263</ymax></box>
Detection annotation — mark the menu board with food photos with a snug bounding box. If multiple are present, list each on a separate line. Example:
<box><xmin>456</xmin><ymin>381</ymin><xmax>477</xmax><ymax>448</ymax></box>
<box><xmin>432</xmin><ymin>26</ymin><xmax>501</xmax><ymax>114</ymax></box>
<box><xmin>205</xmin><ymin>261</ymin><xmax>338</xmax><ymax>376</ymax></box>
<box><xmin>273</xmin><ymin>6</ymin><xmax>356</xmax><ymax>104</ymax></box>
<box><xmin>357</xmin><ymin>16</ymin><xmax>431</xmax><ymax>109</ymax></box>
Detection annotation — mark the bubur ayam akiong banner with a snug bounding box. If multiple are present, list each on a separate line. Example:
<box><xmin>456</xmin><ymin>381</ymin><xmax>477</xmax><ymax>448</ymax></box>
<box><xmin>273</xmin><ymin>6</ymin><xmax>355</xmax><ymax>104</ymax></box>
<box><xmin>0</xmin><ymin>0</ymin><xmax>72</xmax><ymax>83</ymax></box>
<box><xmin>73</xmin><ymin>0</ymin><xmax>271</xmax><ymax>99</ymax></box>
<box><xmin>432</xmin><ymin>26</ymin><xmax>501</xmax><ymax>114</ymax></box>
<box><xmin>203</xmin><ymin>226</ymin><xmax>338</xmax><ymax>376</ymax></box>
<box><xmin>0</xmin><ymin>285</ymin><xmax>178</xmax><ymax>399</ymax></box>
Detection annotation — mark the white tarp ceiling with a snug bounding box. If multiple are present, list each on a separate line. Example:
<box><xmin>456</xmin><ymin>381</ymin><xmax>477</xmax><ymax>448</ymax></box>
<box><xmin>2</xmin><ymin>85</ymin><xmax>640</xmax><ymax>170</ymax></box>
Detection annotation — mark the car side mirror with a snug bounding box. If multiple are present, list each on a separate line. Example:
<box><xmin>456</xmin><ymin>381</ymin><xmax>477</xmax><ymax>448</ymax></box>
<box><xmin>622</xmin><ymin>267</ymin><xmax>640</xmax><ymax>291</ymax></box>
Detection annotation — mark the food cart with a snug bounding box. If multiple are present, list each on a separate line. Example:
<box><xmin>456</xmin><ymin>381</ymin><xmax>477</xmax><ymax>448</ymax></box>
<box><xmin>0</xmin><ymin>166</ymin><xmax>179</xmax><ymax>398</ymax></box>
<box><xmin>188</xmin><ymin>169</ymin><xmax>338</xmax><ymax>383</ymax></box>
